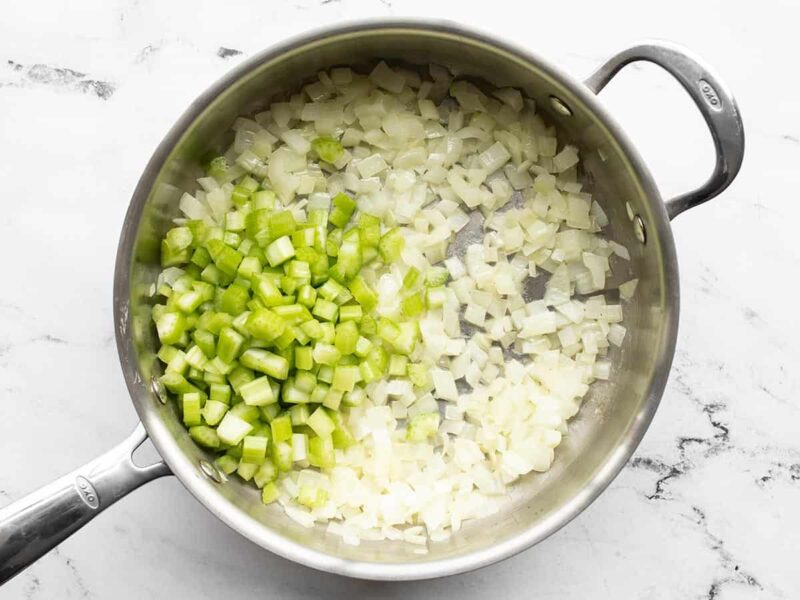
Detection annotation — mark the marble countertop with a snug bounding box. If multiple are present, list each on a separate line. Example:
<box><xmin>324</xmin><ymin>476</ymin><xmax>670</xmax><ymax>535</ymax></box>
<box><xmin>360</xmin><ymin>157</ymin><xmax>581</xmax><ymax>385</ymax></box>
<box><xmin>1</xmin><ymin>1</ymin><xmax>797</xmax><ymax>598</ymax></box>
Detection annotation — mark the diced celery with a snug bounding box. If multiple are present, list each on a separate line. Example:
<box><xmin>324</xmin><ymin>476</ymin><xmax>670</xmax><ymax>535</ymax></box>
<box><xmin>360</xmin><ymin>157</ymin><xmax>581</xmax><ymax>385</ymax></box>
<box><xmin>378</xmin><ymin>227</ymin><xmax>405</xmax><ymax>263</ymax></box>
<box><xmin>219</xmin><ymin>284</ymin><xmax>249</xmax><ymax>315</ymax></box>
<box><xmin>289</xmin><ymin>404</ymin><xmax>311</xmax><ymax>426</ymax></box>
<box><xmin>308</xmin><ymin>435</ymin><xmax>335</xmax><ymax>469</ymax></box>
<box><xmin>406</xmin><ymin>412</ymin><xmax>440</xmax><ymax>441</ymax></box>
<box><xmin>331</xmin><ymin>365</ymin><xmax>359</xmax><ymax>392</ymax></box>
<box><xmin>156</xmin><ymin>312</ymin><xmax>186</xmax><ymax>345</ymax></box>
<box><xmin>240</xmin><ymin>349</ymin><xmax>290</xmax><ymax>379</ymax></box>
<box><xmin>265</xmin><ymin>236</ymin><xmax>296</xmax><ymax>267</ymax></box>
<box><xmin>407</xmin><ymin>363</ymin><xmax>431</xmax><ymax>387</ymax></box>
<box><xmin>401</xmin><ymin>292</ymin><xmax>426</xmax><ymax>317</ymax></box>
<box><xmin>312</xmin><ymin>342</ymin><xmax>341</xmax><ymax>366</ymax></box>
<box><xmin>237</xmin><ymin>461</ymin><xmax>259</xmax><ymax>481</ymax></box>
<box><xmin>245</xmin><ymin>308</ymin><xmax>286</xmax><ymax>341</ymax></box>
<box><xmin>348</xmin><ymin>276</ymin><xmax>377</xmax><ymax>312</ymax></box>
<box><xmin>261</xmin><ymin>481</ymin><xmax>280</xmax><ymax>503</ymax></box>
<box><xmin>254</xmin><ymin>459</ymin><xmax>278</xmax><ymax>488</ymax></box>
<box><xmin>270</xmin><ymin>414</ymin><xmax>293</xmax><ymax>443</ymax></box>
<box><xmin>182</xmin><ymin>393</ymin><xmax>202</xmax><ymax>426</ymax></box>
<box><xmin>298</xmin><ymin>486</ymin><xmax>328</xmax><ymax>509</ymax></box>
<box><xmin>295</xmin><ymin>346</ymin><xmax>313</xmax><ymax>370</ymax></box>
<box><xmin>241</xmin><ymin>435</ymin><xmax>268</xmax><ymax>464</ymax></box>
<box><xmin>270</xmin><ymin>441</ymin><xmax>293</xmax><ymax>471</ymax></box>
<box><xmin>297</xmin><ymin>284</ymin><xmax>317</xmax><ymax>308</ymax></box>
<box><xmin>202</xmin><ymin>400</ymin><xmax>229</xmax><ymax>426</ymax></box>
<box><xmin>354</xmin><ymin>336</ymin><xmax>373</xmax><ymax>358</ymax></box>
<box><xmin>389</xmin><ymin>354</ymin><xmax>409</xmax><ymax>377</ymax></box>
<box><xmin>307</xmin><ymin>406</ymin><xmax>336</xmax><ymax>437</ymax></box>
<box><xmin>217</xmin><ymin>327</ymin><xmax>245</xmax><ymax>363</ymax></box>
<box><xmin>329</xmin><ymin>193</ymin><xmax>356</xmax><ymax>228</ymax></box>
<box><xmin>217</xmin><ymin>413</ymin><xmax>254</xmax><ymax>445</ymax></box>
<box><xmin>240</xmin><ymin>376</ymin><xmax>276</xmax><ymax>406</ymax></box>
<box><xmin>215</xmin><ymin>454</ymin><xmax>239</xmax><ymax>475</ymax></box>
<box><xmin>312</xmin><ymin>136</ymin><xmax>345</xmax><ymax>164</ymax></box>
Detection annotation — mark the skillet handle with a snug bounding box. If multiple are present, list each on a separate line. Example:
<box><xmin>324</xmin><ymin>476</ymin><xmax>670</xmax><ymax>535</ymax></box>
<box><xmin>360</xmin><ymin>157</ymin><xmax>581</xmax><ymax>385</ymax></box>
<box><xmin>0</xmin><ymin>423</ymin><xmax>170</xmax><ymax>584</ymax></box>
<box><xmin>584</xmin><ymin>41</ymin><xmax>745</xmax><ymax>220</ymax></box>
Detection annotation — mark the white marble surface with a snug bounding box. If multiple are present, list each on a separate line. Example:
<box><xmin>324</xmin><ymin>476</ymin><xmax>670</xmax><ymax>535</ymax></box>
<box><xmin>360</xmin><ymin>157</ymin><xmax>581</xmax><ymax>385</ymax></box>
<box><xmin>1</xmin><ymin>1</ymin><xmax>798</xmax><ymax>598</ymax></box>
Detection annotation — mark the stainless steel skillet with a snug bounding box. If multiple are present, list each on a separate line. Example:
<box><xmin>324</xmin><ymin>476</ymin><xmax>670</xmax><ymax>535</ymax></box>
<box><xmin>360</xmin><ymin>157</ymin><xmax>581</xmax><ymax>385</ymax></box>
<box><xmin>0</xmin><ymin>19</ymin><xmax>744</xmax><ymax>583</ymax></box>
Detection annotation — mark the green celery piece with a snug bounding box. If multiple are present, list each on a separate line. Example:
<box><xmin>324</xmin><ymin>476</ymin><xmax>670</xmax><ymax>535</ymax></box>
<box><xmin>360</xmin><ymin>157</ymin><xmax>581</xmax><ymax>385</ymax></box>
<box><xmin>342</xmin><ymin>387</ymin><xmax>365</xmax><ymax>407</ymax></box>
<box><xmin>308</xmin><ymin>435</ymin><xmax>335</xmax><ymax>469</ymax></box>
<box><xmin>329</xmin><ymin>411</ymin><xmax>356</xmax><ymax>449</ymax></box>
<box><xmin>156</xmin><ymin>312</ymin><xmax>187</xmax><ymax>345</ymax></box>
<box><xmin>297</xmin><ymin>486</ymin><xmax>328</xmax><ymax>509</ymax></box>
<box><xmin>329</xmin><ymin>193</ymin><xmax>356</xmax><ymax>229</ymax></box>
<box><xmin>270</xmin><ymin>440</ymin><xmax>293</xmax><ymax>472</ymax></box>
<box><xmin>236</xmin><ymin>461</ymin><xmax>259</xmax><ymax>481</ymax></box>
<box><xmin>245</xmin><ymin>308</ymin><xmax>286</xmax><ymax>341</ymax></box>
<box><xmin>322</xmin><ymin>389</ymin><xmax>343</xmax><ymax>410</ymax></box>
<box><xmin>297</xmin><ymin>284</ymin><xmax>317</xmax><ymax>308</ymax></box>
<box><xmin>269</xmin><ymin>210</ymin><xmax>297</xmax><ymax>239</ymax></box>
<box><xmin>290</xmin><ymin>404</ymin><xmax>311</xmax><ymax>426</ymax></box>
<box><xmin>266</xmin><ymin>236</ymin><xmax>296</xmax><ymax>267</ymax></box>
<box><xmin>261</xmin><ymin>482</ymin><xmax>280</xmax><ymax>503</ymax></box>
<box><xmin>253</xmin><ymin>275</ymin><xmax>284</xmax><ymax>306</ymax></box>
<box><xmin>206</xmin><ymin>156</ymin><xmax>229</xmax><ymax>180</ymax></box>
<box><xmin>353</xmin><ymin>336</ymin><xmax>373</xmax><ymax>358</ymax></box>
<box><xmin>426</xmin><ymin>266</ymin><xmax>449</xmax><ymax>287</ymax></box>
<box><xmin>189</xmin><ymin>425</ymin><xmax>220</xmax><ymax>449</ymax></box>
<box><xmin>182</xmin><ymin>393</ymin><xmax>203</xmax><ymax>426</ymax></box>
<box><xmin>217</xmin><ymin>413</ymin><xmax>254</xmax><ymax>445</ymax></box>
<box><xmin>338</xmin><ymin>304</ymin><xmax>362</xmax><ymax>322</ymax></box>
<box><xmin>219</xmin><ymin>284</ymin><xmax>250</xmax><ymax>315</ymax></box>
<box><xmin>360</xmin><ymin>314</ymin><xmax>377</xmax><ymax>336</ymax></box>
<box><xmin>217</xmin><ymin>327</ymin><xmax>245</xmax><ymax>363</ymax></box>
<box><xmin>307</xmin><ymin>407</ymin><xmax>335</xmax><ymax>437</ymax></box>
<box><xmin>312</xmin><ymin>342</ymin><xmax>341</xmax><ymax>366</ymax></box>
<box><xmin>191</xmin><ymin>246</ymin><xmax>211</xmax><ymax>268</ymax></box>
<box><xmin>215</xmin><ymin>454</ymin><xmax>239</xmax><ymax>475</ymax></box>
<box><xmin>312</xmin><ymin>298</ymin><xmax>338</xmax><ymax>322</ymax></box>
<box><xmin>378</xmin><ymin>227</ymin><xmax>405</xmax><ymax>263</ymax></box>
<box><xmin>357</xmin><ymin>213</ymin><xmax>381</xmax><ymax>247</ymax></box>
<box><xmin>238</xmin><ymin>256</ymin><xmax>262</xmax><ymax>279</ymax></box>
<box><xmin>240</xmin><ymin>349</ymin><xmax>290</xmax><ymax>379</ymax></box>
<box><xmin>299</xmin><ymin>319</ymin><xmax>324</xmax><ymax>340</ymax></box>
<box><xmin>331</xmin><ymin>365</ymin><xmax>359</xmax><ymax>392</ymax></box>
<box><xmin>388</xmin><ymin>354</ymin><xmax>409</xmax><ymax>376</ymax></box>
<box><xmin>334</xmin><ymin>321</ymin><xmax>358</xmax><ymax>355</ymax></box>
<box><xmin>406</xmin><ymin>412</ymin><xmax>440</xmax><ymax>441</ymax></box>
<box><xmin>241</xmin><ymin>435</ymin><xmax>268</xmax><ymax>464</ymax></box>
<box><xmin>407</xmin><ymin>362</ymin><xmax>431</xmax><ymax>387</ymax></box>
<box><xmin>202</xmin><ymin>400</ymin><xmax>229</xmax><ymax>426</ymax></box>
<box><xmin>229</xmin><ymin>402</ymin><xmax>260</xmax><ymax>423</ymax></box>
<box><xmin>254</xmin><ymin>460</ymin><xmax>278</xmax><ymax>488</ymax></box>
<box><xmin>348</xmin><ymin>277</ymin><xmax>377</xmax><ymax>312</ymax></box>
<box><xmin>245</xmin><ymin>208</ymin><xmax>271</xmax><ymax>240</ymax></box>
<box><xmin>240</xmin><ymin>376</ymin><xmax>276</xmax><ymax>406</ymax></box>
<box><xmin>294</xmin><ymin>370</ymin><xmax>317</xmax><ymax>393</ymax></box>
<box><xmin>401</xmin><ymin>292</ymin><xmax>426</xmax><ymax>317</ymax></box>
<box><xmin>311</xmin><ymin>136</ymin><xmax>344</xmax><ymax>164</ymax></box>
<box><xmin>270</xmin><ymin>414</ymin><xmax>293</xmax><ymax>443</ymax></box>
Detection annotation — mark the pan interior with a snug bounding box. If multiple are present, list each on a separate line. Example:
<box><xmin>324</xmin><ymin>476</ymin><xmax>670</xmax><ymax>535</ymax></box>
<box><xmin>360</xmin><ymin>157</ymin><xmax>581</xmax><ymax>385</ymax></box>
<box><xmin>118</xmin><ymin>23</ymin><xmax>676</xmax><ymax>575</ymax></box>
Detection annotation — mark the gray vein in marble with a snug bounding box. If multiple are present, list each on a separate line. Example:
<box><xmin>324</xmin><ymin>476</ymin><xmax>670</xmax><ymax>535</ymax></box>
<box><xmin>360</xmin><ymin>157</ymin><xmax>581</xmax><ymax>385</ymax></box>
<box><xmin>217</xmin><ymin>47</ymin><xmax>243</xmax><ymax>59</ymax></box>
<box><xmin>135</xmin><ymin>44</ymin><xmax>161</xmax><ymax>63</ymax></box>
<box><xmin>689</xmin><ymin>507</ymin><xmax>763</xmax><ymax>599</ymax></box>
<box><xmin>22</xmin><ymin>573</ymin><xmax>40</xmax><ymax>600</ymax></box>
<box><xmin>51</xmin><ymin>548</ymin><xmax>91</xmax><ymax>599</ymax></box>
<box><xmin>757</xmin><ymin>461</ymin><xmax>800</xmax><ymax>487</ymax></box>
<box><xmin>781</xmin><ymin>134</ymin><xmax>799</xmax><ymax>144</ymax></box>
<box><xmin>3</xmin><ymin>60</ymin><xmax>115</xmax><ymax>99</ymax></box>
<box><xmin>630</xmin><ymin>356</ymin><xmax>733</xmax><ymax>501</ymax></box>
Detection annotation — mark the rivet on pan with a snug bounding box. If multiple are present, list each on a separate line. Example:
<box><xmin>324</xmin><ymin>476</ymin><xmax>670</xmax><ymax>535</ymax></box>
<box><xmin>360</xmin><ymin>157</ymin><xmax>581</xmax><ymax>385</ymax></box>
<box><xmin>549</xmin><ymin>95</ymin><xmax>573</xmax><ymax>117</ymax></box>
<box><xmin>151</xmin><ymin>376</ymin><xmax>168</xmax><ymax>404</ymax></box>
<box><xmin>633</xmin><ymin>215</ymin><xmax>647</xmax><ymax>244</ymax></box>
<box><xmin>199</xmin><ymin>460</ymin><xmax>224</xmax><ymax>483</ymax></box>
